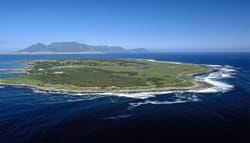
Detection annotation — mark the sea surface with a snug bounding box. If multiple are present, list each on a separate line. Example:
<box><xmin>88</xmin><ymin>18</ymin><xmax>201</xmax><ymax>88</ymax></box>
<box><xmin>0</xmin><ymin>53</ymin><xmax>249</xmax><ymax>143</ymax></box>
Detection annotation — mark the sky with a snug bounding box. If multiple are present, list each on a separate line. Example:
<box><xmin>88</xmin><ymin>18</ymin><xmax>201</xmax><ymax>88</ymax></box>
<box><xmin>0</xmin><ymin>0</ymin><xmax>249</xmax><ymax>52</ymax></box>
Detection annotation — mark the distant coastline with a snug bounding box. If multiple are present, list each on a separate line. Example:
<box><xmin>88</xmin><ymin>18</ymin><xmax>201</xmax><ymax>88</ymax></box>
<box><xmin>13</xmin><ymin>51</ymin><xmax>104</xmax><ymax>55</ymax></box>
<box><xmin>16</xmin><ymin>42</ymin><xmax>148</xmax><ymax>54</ymax></box>
<box><xmin>0</xmin><ymin>51</ymin><xmax>151</xmax><ymax>55</ymax></box>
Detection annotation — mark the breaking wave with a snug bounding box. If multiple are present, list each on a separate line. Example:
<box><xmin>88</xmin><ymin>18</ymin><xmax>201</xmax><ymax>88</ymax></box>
<box><xmin>32</xmin><ymin>88</ymin><xmax>174</xmax><ymax>99</ymax></box>
<box><xmin>101</xmin><ymin>91</ymin><xmax>174</xmax><ymax>99</ymax></box>
<box><xmin>129</xmin><ymin>93</ymin><xmax>200</xmax><ymax>107</ymax></box>
<box><xmin>190</xmin><ymin>64</ymin><xmax>235</xmax><ymax>93</ymax></box>
<box><xmin>130</xmin><ymin>100</ymin><xmax>189</xmax><ymax>107</ymax></box>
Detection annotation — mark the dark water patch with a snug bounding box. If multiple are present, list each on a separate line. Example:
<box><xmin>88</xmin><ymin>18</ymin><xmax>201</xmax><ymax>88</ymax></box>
<box><xmin>0</xmin><ymin>53</ymin><xmax>250</xmax><ymax>143</ymax></box>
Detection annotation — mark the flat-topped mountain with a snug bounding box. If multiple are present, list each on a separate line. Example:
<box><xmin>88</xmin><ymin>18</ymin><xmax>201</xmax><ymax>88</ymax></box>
<box><xmin>18</xmin><ymin>42</ymin><xmax>147</xmax><ymax>53</ymax></box>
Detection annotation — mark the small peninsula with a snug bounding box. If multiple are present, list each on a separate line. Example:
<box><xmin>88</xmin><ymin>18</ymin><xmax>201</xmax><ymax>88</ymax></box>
<box><xmin>0</xmin><ymin>59</ymin><xmax>211</xmax><ymax>93</ymax></box>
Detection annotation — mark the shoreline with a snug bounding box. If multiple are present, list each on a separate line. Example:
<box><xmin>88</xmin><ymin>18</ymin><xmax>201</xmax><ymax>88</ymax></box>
<box><xmin>0</xmin><ymin>59</ymin><xmax>214</xmax><ymax>94</ymax></box>
<box><xmin>0</xmin><ymin>80</ymin><xmax>212</xmax><ymax>94</ymax></box>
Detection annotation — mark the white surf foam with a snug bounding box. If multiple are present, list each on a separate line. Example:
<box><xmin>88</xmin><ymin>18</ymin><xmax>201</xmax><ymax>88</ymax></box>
<box><xmin>221</xmin><ymin>73</ymin><xmax>233</xmax><ymax>78</ymax></box>
<box><xmin>206</xmin><ymin>64</ymin><xmax>222</xmax><ymax>68</ymax></box>
<box><xmin>129</xmin><ymin>96</ymin><xmax>199</xmax><ymax>107</ymax></box>
<box><xmin>191</xmin><ymin>77</ymin><xmax>234</xmax><ymax>93</ymax></box>
<box><xmin>130</xmin><ymin>100</ymin><xmax>188</xmax><ymax>106</ymax></box>
<box><xmin>32</xmin><ymin>87</ymin><xmax>177</xmax><ymax>99</ymax></box>
<box><xmin>146</xmin><ymin>59</ymin><xmax>187</xmax><ymax>65</ymax></box>
<box><xmin>128</xmin><ymin>93</ymin><xmax>200</xmax><ymax>107</ymax></box>
<box><xmin>102</xmin><ymin>91</ymin><xmax>175</xmax><ymax>99</ymax></box>
<box><xmin>0</xmin><ymin>86</ymin><xmax>5</xmax><ymax>88</ymax></box>
<box><xmin>190</xmin><ymin>64</ymin><xmax>235</xmax><ymax>93</ymax></box>
<box><xmin>221</xmin><ymin>67</ymin><xmax>236</xmax><ymax>73</ymax></box>
<box><xmin>71</xmin><ymin>93</ymin><xmax>86</xmax><ymax>96</ymax></box>
<box><xmin>32</xmin><ymin>89</ymin><xmax>48</xmax><ymax>94</ymax></box>
<box><xmin>0</xmin><ymin>68</ymin><xmax>15</xmax><ymax>71</ymax></box>
<box><xmin>32</xmin><ymin>89</ymin><xmax>62</xmax><ymax>94</ymax></box>
<box><xmin>102</xmin><ymin>92</ymin><xmax>155</xmax><ymax>99</ymax></box>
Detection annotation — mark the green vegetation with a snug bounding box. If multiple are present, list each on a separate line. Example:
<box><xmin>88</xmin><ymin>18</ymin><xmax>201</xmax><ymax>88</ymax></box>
<box><xmin>2</xmin><ymin>59</ymin><xmax>211</xmax><ymax>92</ymax></box>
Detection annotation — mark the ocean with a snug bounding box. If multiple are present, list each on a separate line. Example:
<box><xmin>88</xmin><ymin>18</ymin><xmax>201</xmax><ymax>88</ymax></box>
<box><xmin>0</xmin><ymin>53</ymin><xmax>249</xmax><ymax>143</ymax></box>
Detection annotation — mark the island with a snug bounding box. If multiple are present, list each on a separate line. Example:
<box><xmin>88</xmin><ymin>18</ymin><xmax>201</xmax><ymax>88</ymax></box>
<box><xmin>0</xmin><ymin>59</ymin><xmax>212</xmax><ymax>93</ymax></box>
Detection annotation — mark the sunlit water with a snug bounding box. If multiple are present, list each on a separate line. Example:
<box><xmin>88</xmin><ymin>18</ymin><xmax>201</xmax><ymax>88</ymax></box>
<box><xmin>0</xmin><ymin>53</ymin><xmax>249</xmax><ymax>143</ymax></box>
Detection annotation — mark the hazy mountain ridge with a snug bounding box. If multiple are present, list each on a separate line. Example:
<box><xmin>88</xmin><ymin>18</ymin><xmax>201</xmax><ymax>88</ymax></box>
<box><xmin>18</xmin><ymin>42</ymin><xmax>147</xmax><ymax>53</ymax></box>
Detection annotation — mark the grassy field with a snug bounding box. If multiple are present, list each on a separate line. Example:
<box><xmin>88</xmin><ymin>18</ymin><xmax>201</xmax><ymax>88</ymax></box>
<box><xmin>2</xmin><ymin>59</ymin><xmax>211</xmax><ymax>92</ymax></box>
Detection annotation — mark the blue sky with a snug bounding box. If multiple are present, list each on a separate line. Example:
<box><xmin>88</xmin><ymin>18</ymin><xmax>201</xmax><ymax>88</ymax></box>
<box><xmin>0</xmin><ymin>0</ymin><xmax>249</xmax><ymax>52</ymax></box>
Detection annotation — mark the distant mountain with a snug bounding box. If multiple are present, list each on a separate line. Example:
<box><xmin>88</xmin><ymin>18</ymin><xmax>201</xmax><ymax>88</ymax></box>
<box><xmin>128</xmin><ymin>48</ymin><xmax>148</xmax><ymax>53</ymax></box>
<box><xmin>18</xmin><ymin>42</ymin><xmax>147</xmax><ymax>54</ymax></box>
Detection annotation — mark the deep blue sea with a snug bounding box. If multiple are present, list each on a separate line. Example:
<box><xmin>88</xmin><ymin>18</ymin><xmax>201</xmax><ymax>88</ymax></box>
<box><xmin>0</xmin><ymin>53</ymin><xmax>249</xmax><ymax>143</ymax></box>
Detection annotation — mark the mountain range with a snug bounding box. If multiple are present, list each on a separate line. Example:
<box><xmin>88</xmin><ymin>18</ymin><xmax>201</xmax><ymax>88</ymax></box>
<box><xmin>18</xmin><ymin>42</ymin><xmax>147</xmax><ymax>53</ymax></box>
